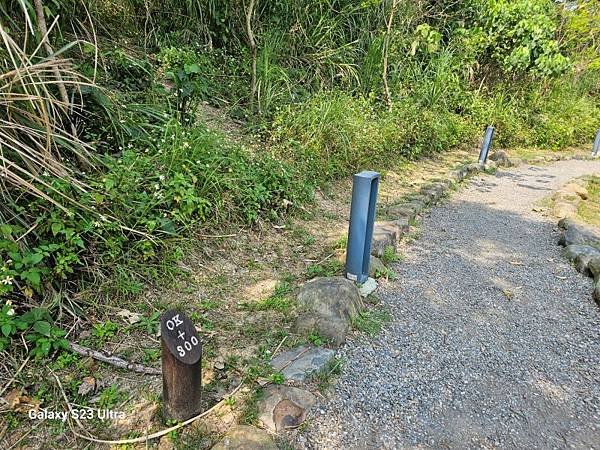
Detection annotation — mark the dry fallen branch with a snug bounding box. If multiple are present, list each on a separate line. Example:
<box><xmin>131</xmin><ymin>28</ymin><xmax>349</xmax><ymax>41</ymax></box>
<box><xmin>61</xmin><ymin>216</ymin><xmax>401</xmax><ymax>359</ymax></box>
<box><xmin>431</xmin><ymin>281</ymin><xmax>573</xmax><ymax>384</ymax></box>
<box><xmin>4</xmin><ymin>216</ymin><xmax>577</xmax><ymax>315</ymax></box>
<box><xmin>68</xmin><ymin>342</ymin><xmax>161</xmax><ymax>375</ymax></box>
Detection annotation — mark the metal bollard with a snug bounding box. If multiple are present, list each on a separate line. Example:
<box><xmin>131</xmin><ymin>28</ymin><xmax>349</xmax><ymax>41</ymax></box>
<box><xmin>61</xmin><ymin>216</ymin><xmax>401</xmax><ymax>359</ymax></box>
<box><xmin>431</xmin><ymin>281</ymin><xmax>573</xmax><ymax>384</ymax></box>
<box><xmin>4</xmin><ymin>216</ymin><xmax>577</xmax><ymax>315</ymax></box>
<box><xmin>593</xmin><ymin>129</ymin><xmax>600</xmax><ymax>158</ymax></box>
<box><xmin>345</xmin><ymin>171</ymin><xmax>380</xmax><ymax>284</ymax></box>
<box><xmin>478</xmin><ymin>126</ymin><xmax>495</xmax><ymax>164</ymax></box>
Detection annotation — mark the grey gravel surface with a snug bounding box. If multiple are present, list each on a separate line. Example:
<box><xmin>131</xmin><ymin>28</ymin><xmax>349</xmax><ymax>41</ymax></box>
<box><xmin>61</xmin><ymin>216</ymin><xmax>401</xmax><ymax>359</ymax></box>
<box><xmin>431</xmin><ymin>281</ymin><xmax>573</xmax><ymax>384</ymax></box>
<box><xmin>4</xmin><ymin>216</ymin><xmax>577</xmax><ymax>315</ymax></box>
<box><xmin>296</xmin><ymin>160</ymin><xmax>600</xmax><ymax>450</ymax></box>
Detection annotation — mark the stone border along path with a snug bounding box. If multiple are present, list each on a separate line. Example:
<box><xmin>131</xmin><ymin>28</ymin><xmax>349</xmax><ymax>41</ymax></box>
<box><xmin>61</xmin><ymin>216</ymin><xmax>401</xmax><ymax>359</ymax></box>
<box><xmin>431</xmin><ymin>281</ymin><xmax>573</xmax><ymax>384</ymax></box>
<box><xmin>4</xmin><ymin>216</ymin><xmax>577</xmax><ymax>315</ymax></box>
<box><xmin>295</xmin><ymin>158</ymin><xmax>600</xmax><ymax>450</ymax></box>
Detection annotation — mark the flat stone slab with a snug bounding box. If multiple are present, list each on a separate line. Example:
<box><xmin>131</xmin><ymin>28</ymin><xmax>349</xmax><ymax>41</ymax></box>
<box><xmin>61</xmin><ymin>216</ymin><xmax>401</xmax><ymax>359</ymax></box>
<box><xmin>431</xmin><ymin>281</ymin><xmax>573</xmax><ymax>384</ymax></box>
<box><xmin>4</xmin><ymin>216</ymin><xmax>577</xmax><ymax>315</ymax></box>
<box><xmin>212</xmin><ymin>425</ymin><xmax>276</xmax><ymax>450</ymax></box>
<box><xmin>258</xmin><ymin>385</ymin><xmax>316</xmax><ymax>432</ymax></box>
<box><xmin>271</xmin><ymin>346</ymin><xmax>335</xmax><ymax>381</ymax></box>
<box><xmin>358</xmin><ymin>277</ymin><xmax>377</xmax><ymax>297</ymax></box>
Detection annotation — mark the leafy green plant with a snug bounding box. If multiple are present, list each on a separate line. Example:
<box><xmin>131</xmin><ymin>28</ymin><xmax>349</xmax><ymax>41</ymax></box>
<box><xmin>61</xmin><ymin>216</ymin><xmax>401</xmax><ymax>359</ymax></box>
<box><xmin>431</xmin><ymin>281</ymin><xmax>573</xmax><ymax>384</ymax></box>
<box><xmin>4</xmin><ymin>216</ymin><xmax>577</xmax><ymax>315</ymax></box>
<box><xmin>0</xmin><ymin>305</ymin><xmax>68</xmax><ymax>357</ymax></box>
<box><xmin>478</xmin><ymin>0</ymin><xmax>571</xmax><ymax>77</ymax></box>
<box><xmin>157</xmin><ymin>47</ymin><xmax>208</xmax><ymax>121</ymax></box>
<box><xmin>135</xmin><ymin>312</ymin><xmax>161</xmax><ymax>334</ymax></box>
<box><xmin>382</xmin><ymin>246</ymin><xmax>401</xmax><ymax>265</ymax></box>
<box><xmin>268</xmin><ymin>372</ymin><xmax>285</xmax><ymax>384</ymax></box>
<box><xmin>97</xmin><ymin>385</ymin><xmax>124</xmax><ymax>409</ymax></box>
<box><xmin>374</xmin><ymin>266</ymin><xmax>396</xmax><ymax>281</ymax></box>
<box><xmin>92</xmin><ymin>321</ymin><xmax>118</xmax><ymax>344</ymax></box>
<box><xmin>308</xmin><ymin>331</ymin><xmax>325</xmax><ymax>347</ymax></box>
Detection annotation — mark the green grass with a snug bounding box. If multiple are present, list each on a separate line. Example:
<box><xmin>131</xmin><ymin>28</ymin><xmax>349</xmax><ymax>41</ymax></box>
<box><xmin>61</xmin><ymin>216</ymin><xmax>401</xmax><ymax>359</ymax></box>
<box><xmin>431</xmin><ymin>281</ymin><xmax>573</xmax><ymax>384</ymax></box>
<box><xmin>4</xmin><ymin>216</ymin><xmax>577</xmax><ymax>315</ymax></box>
<box><xmin>352</xmin><ymin>309</ymin><xmax>392</xmax><ymax>337</ymax></box>
<box><xmin>306</xmin><ymin>260</ymin><xmax>344</xmax><ymax>278</ymax></box>
<box><xmin>382</xmin><ymin>246</ymin><xmax>402</xmax><ymax>265</ymax></box>
<box><xmin>308</xmin><ymin>357</ymin><xmax>344</xmax><ymax>393</ymax></box>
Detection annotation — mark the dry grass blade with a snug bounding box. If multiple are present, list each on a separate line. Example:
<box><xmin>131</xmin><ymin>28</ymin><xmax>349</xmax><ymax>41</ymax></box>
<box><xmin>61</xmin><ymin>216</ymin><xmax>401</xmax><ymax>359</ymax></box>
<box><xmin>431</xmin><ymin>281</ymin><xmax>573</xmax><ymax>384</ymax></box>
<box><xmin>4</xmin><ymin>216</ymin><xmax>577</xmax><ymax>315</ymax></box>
<box><xmin>0</xmin><ymin>19</ymin><xmax>96</xmax><ymax>211</ymax></box>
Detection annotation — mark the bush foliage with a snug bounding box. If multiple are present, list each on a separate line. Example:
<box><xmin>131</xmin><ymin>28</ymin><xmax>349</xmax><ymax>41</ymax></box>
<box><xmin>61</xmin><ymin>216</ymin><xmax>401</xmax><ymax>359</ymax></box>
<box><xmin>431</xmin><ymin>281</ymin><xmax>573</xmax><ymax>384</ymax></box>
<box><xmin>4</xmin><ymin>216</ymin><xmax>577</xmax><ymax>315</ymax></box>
<box><xmin>1</xmin><ymin>0</ymin><xmax>599</xmax><ymax>354</ymax></box>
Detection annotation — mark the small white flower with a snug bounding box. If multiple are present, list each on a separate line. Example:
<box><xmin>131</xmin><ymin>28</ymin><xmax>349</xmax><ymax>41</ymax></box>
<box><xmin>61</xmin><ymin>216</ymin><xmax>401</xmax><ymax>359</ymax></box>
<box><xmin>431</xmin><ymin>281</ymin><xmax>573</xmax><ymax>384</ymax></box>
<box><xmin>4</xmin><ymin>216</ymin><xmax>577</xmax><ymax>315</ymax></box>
<box><xmin>7</xmin><ymin>308</ymin><xmax>15</xmax><ymax>316</ymax></box>
<box><xmin>159</xmin><ymin>175</ymin><xmax>165</xmax><ymax>181</ymax></box>
<box><xmin>1</xmin><ymin>276</ymin><xmax>13</xmax><ymax>285</ymax></box>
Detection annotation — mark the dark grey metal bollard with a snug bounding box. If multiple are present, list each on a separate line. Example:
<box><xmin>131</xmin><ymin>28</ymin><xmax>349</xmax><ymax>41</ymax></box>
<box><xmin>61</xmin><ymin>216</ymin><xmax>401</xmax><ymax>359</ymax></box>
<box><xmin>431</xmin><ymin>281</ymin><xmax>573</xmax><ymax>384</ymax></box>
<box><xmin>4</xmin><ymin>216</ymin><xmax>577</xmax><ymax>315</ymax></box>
<box><xmin>345</xmin><ymin>171</ymin><xmax>380</xmax><ymax>284</ymax></box>
<box><xmin>593</xmin><ymin>129</ymin><xmax>600</xmax><ymax>157</ymax></box>
<box><xmin>478</xmin><ymin>126</ymin><xmax>495</xmax><ymax>164</ymax></box>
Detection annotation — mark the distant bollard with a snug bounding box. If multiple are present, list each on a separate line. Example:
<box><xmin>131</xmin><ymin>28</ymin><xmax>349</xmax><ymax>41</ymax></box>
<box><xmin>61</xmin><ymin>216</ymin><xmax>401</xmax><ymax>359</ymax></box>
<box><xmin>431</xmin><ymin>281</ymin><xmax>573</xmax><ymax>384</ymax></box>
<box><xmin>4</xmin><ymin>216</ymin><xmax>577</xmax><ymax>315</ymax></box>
<box><xmin>478</xmin><ymin>126</ymin><xmax>495</xmax><ymax>164</ymax></box>
<box><xmin>346</xmin><ymin>171</ymin><xmax>380</xmax><ymax>284</ymax></box>
<box><xmin>593</xmin><ymin>129</ymin><xmax>600</xmax><ymax>158</ymax></box>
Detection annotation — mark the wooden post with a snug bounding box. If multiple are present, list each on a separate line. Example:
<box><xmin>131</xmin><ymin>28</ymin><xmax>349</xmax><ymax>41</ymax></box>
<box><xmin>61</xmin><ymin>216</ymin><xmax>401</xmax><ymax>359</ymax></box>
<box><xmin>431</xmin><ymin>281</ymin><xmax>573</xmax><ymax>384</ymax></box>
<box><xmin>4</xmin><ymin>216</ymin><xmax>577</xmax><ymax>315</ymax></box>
<box><xmin>161</xmin><ymin>310</ymin><xmax>202</xmax><ymax>421</ymax></box>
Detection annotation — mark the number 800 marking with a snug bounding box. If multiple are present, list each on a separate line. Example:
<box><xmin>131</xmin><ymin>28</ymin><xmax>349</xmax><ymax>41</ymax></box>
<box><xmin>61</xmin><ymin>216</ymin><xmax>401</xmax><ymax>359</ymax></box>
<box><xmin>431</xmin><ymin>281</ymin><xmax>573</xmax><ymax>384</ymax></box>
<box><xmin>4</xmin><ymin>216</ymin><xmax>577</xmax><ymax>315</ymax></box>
<box><xmin>176</xmin><ymin>335</ymin><xmax>199</xmax><ymax>357</ymax></box>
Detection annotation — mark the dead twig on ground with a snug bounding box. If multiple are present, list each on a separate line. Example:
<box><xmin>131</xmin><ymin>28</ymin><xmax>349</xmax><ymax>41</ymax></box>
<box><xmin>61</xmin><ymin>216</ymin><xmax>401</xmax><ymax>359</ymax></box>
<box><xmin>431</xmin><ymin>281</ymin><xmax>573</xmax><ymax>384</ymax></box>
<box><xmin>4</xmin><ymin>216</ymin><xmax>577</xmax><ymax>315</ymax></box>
<box><xmin>68</xmin><ymin>342</ymin><xmax>160</xmax><ymax>375</ymax></box>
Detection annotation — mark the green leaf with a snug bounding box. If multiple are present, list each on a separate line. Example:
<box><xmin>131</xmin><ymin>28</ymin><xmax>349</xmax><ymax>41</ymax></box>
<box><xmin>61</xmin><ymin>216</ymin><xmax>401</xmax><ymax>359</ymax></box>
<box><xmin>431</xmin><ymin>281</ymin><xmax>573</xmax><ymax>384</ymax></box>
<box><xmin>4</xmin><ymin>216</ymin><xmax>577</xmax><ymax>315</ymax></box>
<box><xmin>29</xmin><ymin>253</ymin><xmax>44</xmax><ymax>265</ymax></box>
<box><xmin>51</xmin><ymin>222</ymin><xmax>62</xmax><ymax>236</ymax></box>
<box><xmin>33</xmin><ymin>321</ymin><xmax>52</xmax><ymax>337</ymax></box>
<box><xmin>1</xmin><ymin>324</ymin><xmax>13</xmax><ymax>337</ymax></box>
<box><xmin>184</xmin><ymin>63</ymin><xmax>201</xmax><ymax>74</ymax></box>
<box><xmin>24</xmin><ymin>270</ymin><xmax>41</xmax><ymax>287</ymax></box>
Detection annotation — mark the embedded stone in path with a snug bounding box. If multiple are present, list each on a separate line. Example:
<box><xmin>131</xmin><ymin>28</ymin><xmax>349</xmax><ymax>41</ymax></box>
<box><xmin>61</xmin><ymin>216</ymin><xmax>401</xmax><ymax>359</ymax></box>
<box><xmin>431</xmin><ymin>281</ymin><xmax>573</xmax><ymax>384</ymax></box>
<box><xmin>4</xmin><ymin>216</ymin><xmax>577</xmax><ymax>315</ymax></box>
<box><xmin>257</xmin><ymin>385</ymin><xmax>316</xmax><ymax>432</ymax></box>
<box><xmin>558</xmin><ymin>218</ymin><xmax>600</xmax><ymax>247</ymax></box>
<box><xmin>564</xmin><ymin>245</ymin><xmax>600</xmax><ymax>277</ymax></box>
<box><xmin>451</xmin><ymin>166</ymin><xmax>468</xmax><ymax>182</ymax></box>
<box><xmin>212</xmin><ymin>425</ymin><xmax>277</xmax><ymax>450</ymax></box>
<box><xmin>295</xmin><ymin>277</ymin><xmax>363</xmax><ymax>346</ymax></box>
<box><xmin>368</xmin><ymin>256</ymin><xmax>386</xmax><ymax>278</ymax></box>
<box><xmin>420</xmin><ymin>181</ymin><xmax>450</xmax><ymax>204</ymax></box>
<box><xmin>271</xmin><ymin>346</ymin><xmax>335</xmax><ymax>381</ymax></box>
<box><xmin>385</xmin><ymin>202</ymin><xmax>422</xmax><ymax>222</ymax></box>
<box><xmin>591</xmin><ymin>258</ymin><xmax>600</xmax><ymax>307</ymax></box>
<box><xmin>371</xmin><ymin>219</ymin><xmax>409</xmax><ymax>257</ymax></box>
<box><xmin>466</xmin><ymin>162</ymin><xmax>484</xmax><ymax>174</ymax></box>
<box><xmin>490</xmin><ymin>150</ymin><xmax>518</xmax><ymax>168</ymax></box>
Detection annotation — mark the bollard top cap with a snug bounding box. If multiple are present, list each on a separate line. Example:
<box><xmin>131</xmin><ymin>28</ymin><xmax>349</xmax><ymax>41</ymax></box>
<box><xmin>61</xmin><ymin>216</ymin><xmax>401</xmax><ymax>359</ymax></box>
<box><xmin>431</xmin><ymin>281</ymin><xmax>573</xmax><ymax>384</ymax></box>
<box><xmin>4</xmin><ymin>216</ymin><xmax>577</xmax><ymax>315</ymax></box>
<box><xmin>354</xmin><ymin>170</ymin><xmax>380</xmax><ymax>180</ymax></box>
<box><xmin>161</xmin><ymin>310</ymin><xmax>202</xmax><ymax>365</ymax></box>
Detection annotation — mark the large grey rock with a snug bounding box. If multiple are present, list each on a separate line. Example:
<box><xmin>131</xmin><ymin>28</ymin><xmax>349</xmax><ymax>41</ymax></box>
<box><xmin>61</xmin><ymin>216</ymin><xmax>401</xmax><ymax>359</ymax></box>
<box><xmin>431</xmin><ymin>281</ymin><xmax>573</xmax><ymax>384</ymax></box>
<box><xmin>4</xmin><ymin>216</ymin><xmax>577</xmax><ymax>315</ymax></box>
<box><xmin>257</xmin><ymin>385</ymin><xmax>316</xmax><ymax>432</ymax></box>
<box><xmin>295</xmin><ymin>277</ymin><xmax>363</xmax><ymax>346</ymax></box>
<box><xmin>368</xmin><ymin>256</ymin><xmax>386</xmax><ymax>278</ymax></box>
<box><xmin>212</xmin><ymin>425</ymin><xmax>276</xmax><ymax>450</ymax></box>
<box><xmin>564</xmin><ymin>245</ymin><xmax>600</xmax><ymax>277</ymax></box>
<box><xmin>271</xmin><ymin>346</ymin><xmax>335</xmax><ymax>381</ymax></box>
<box><xmin>558</xmin><ymin>219</ymin><xmax>600</xmax><ymax>247</ymax></box>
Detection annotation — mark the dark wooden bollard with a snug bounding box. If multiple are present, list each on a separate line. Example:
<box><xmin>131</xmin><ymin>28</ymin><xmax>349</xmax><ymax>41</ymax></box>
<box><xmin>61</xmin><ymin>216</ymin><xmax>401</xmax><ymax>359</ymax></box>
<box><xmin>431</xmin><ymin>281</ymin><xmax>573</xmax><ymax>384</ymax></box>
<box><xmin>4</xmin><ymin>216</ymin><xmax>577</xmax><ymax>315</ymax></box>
<box><xmin>161</xmin><ymin>310</ymin><xmax>202</xmax><ymax>421</ymax></box>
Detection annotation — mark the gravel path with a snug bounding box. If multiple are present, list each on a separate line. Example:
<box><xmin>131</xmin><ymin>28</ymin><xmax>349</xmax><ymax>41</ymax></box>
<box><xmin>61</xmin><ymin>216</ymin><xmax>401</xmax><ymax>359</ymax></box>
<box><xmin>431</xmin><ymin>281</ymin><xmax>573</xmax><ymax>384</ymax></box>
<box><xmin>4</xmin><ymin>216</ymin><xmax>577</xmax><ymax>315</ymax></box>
<box><xmin>297</xmin><ymin>160</ymin><xmax>600</xmax><ymax>450</ymax></box>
